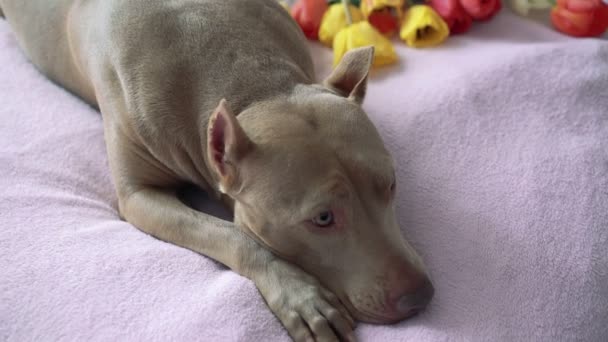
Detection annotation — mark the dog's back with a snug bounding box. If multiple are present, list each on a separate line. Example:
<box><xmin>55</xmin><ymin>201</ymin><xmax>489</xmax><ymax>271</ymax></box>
<box><xmin>1</xmin><ymin>0</ymin><xmax>316</xmax><ymax>185</ymax></box>
<box><xmin>0</xmin><ymin>0</ymin><xmax>98</xmax><ymax>102</ymax></box>
<box><xmin>0</xmin><ymin>0</ymin><xmax>314</xmax><ymax>112</ymax></box>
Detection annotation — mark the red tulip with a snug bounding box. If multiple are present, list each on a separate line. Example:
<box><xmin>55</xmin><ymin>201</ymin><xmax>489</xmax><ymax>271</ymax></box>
<box><xmin>291</xmin><ymin>0</ymin><xmax>328</xmax><ymax>40</ymax></box>
<box><xmin>427</xmin><ymin>0</ymin><xmax>473</xmax><ymax>34</ymax></box>
<box><xmin>459</xmin><ymin>0</ymin><xmax>502</xmax><ymax>21</ymax></box>
<box><xmin>367</xmin><ymin>8</ymin><xmax>400</xmax><ymax>35</ymax></box>
<box><xmin>550</xmin><ymin>0</ymin><xmax>608</xmax><ymax>37</ymax></box>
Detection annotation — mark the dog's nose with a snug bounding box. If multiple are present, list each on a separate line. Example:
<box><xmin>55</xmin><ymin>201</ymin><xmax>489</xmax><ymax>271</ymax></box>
<box><xmin>396</xmin><ymin>277</ymin><xmax>434</xmax><ymax>316</ymax></box>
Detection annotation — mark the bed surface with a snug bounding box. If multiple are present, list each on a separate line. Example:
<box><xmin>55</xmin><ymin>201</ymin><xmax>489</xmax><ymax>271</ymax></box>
<box><xmin>1</xmin><ymin>11</ymin><xmax>607</xmax><ymax>341</ymax></box>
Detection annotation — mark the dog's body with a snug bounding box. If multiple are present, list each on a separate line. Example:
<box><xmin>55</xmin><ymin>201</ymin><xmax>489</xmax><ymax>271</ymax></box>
<box><xmin>2</xmin><ymin>0</ymin><xmax>312</xmax><ymax>191</ymax></box>
<box><xmin>1</xmin><ymin>1</ymin><xmax>433</xmax><ymax>340</ymax></box>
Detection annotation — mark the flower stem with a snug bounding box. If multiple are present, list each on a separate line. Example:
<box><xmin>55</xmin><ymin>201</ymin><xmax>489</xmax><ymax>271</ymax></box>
<box><xmin>342</xmin><ymin>0</ymin><xmax>353</xmax><ymax>25</ymax></box>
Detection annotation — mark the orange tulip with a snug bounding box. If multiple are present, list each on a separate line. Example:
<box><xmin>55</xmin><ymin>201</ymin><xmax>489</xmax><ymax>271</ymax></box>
<box><xmin>551</xmin><ymin>0</ymin><xmax>608</xmax><ymax>37</ymax></box>
<box><xmin>360</xmin><ymin>0</ymin><xmax>406</xmax><ymax>35</ymax></box>
<box><xmin>291</xmin><ymin>0</ymin><xmax>328</xmax><ymax>40</ymax></box>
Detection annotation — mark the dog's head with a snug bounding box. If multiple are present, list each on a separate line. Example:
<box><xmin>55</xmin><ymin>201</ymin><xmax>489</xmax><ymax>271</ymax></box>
<box><xmin>206</xmin><ymin>47</ymin><xmax>433</xmax><ymax>323</ymax></box>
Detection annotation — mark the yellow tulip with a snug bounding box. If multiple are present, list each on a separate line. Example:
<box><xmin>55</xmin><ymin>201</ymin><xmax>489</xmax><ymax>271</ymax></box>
<box><xmin>319</xmin><ymin>4</ymin><xmax>365</xmax><ymax>47</ymax></box>
<box><xmin>360</xmin><ymin>0</ymin><xmax>406</xmax><ymax>19</ymax></box>
<box><xmin>399</xmin><ymin>5</ymin><xmax>450</xmax><ymax>48</ymax></box>
<box><xmin>333</xmin><ymin>21</ymin><xmax>397</xmax><ymax>67</ymax></box>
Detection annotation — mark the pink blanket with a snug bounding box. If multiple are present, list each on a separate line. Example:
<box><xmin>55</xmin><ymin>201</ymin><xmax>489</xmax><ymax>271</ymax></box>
<box><xmin>1</xmin><ymin>12</ymin><xmax>607</xmax><ymax>341</ymax></box>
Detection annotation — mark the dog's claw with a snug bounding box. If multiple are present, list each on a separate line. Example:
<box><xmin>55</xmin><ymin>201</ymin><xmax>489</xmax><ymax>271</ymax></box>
<box><xmin>254</xmin><ymin>257</ymin><xmax>355</xmax><ymax>342</ymax></box>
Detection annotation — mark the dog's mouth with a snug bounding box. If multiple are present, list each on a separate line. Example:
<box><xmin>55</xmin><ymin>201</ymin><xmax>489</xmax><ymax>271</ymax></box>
<box><xmin>337</xmin><ymin>293</ymin><xmax>420</xmax><ymax>325</ymax></box>
<box><xmin>336</xmin><ymin>294</ymin><xmax>423</xmax><ymax>325</ymax></box>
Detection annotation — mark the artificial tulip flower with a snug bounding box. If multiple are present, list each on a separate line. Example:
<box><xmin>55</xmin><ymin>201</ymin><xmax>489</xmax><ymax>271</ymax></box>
<box><xmin>460</xmin><ymin>0</ymin><xmax>502</xmax><ymax>20</ymax></box>
<box><xmin>291</xmin><ymin>0</ymin><xmax>328</xmax><ymax>40</ymax></box>
<box><xmin>319</xmin><ymin>3</ymin><xmax>365</xmax><ymax>46</ymax></box>
<box><xmin>427</xmin><ymin>0</ymin><xmax>473</xmax><ymax>34</ymax></box>
<box><xmin>360</xmin><ymin>0</ymin><xmax>406</xmax><ymax>35</ymax></box>
<box><xmin>550</xmin><ymin>0</ymin><xmax>608</xmax><ymax>37</ymax></box>
<box><xmin>333</xmin><ymin>21</ymin><xmax>398</xmax><ymax>67</ymax></box>
<box><xmin>400</xmin><ymin>5</ymin><xmax>450</xmax><ymax>47</ymax></box>
<box><xmin>368</xmin><ymin>8</ymin><xmax>401</xmax><ymax>35</ymax></box>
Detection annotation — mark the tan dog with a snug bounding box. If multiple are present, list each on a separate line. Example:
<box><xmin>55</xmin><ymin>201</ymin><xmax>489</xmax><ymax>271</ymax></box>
<box><xmin>0</xmin><ymin>0</ymin><xmax>433</xmax><ymax>340</ymax></box>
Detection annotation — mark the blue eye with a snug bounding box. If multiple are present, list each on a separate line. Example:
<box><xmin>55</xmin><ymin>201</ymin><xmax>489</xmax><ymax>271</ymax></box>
<box><xmin>312</xmin><ymin>211</ymin><xmax>334</xmax><ymax>227</ymax></box>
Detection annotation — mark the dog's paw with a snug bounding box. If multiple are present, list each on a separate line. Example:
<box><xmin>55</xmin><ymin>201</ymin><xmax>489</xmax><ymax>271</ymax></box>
<box><xmin>254</xmin><ymin>258</ymin><xmax>356</xmax><ymax>342</ymax></box>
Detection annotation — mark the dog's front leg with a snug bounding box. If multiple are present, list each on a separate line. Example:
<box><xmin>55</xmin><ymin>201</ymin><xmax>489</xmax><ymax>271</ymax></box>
<box><xmin>120</xmin><ymin>186</ymin><xmax>355</xmax><ymax>342</ymax></box>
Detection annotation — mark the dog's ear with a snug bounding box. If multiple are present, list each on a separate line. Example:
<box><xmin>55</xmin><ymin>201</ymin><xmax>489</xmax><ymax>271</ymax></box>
<box><xmin>207</xmin><ymin>99</ymin><xmax>253</xmax><ymax>193</ymax></box>
<box><xmin>323</xmin><ymin>46</ymin><xmax>374</xmax><ymax>105</ymax></box>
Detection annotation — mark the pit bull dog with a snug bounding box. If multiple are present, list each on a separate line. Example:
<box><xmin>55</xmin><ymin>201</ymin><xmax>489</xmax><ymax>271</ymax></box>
<box><xmin>0</xmin><ymin>0</ymin><xmax>434</xmax><ymax>340</ymax></box>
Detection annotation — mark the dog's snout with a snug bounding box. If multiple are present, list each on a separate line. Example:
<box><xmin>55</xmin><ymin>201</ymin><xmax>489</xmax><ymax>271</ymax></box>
<box><xmin>384</xmin><ymin>266</ymin><xmax>434</xmax><ymax>320</ymax></box>
<box><xmin>396</xmin><ymin>278</ymin><xmax>434</xmax><ymax>316</ymax></box>
<box><xmin>381</xmin><ymin>255</ymin><xmax>434</xmax><ymax>320</ymax></box>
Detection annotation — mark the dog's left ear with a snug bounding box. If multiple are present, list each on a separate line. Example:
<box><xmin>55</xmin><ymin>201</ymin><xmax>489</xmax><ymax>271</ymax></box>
<box><xmin>207</xmin><ymin>99</ymin><xmax>253</xmax><ymax>193</ymax></box>
<box><xmin>323</xmin><ymin>46</ymin><xmax>374</xmax><ymax>105</ymax></box>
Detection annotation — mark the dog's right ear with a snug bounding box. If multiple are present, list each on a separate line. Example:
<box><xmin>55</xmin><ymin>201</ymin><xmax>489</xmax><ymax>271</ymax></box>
<box><xmin>323</xmin><ymin>46</ymin><xmax>374</xmax><ymax>105</ymax></box>
<box><xmin>207</xmin><ymin>99</ymin><xmax>253</xmax><ymax>193</ymax></box>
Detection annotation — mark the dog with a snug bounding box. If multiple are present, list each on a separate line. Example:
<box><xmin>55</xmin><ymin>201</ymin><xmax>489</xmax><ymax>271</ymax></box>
<box><xmin>0</xmin><ymin>0</ymin><xmax>434</xmax><ymax>340</ymax></box>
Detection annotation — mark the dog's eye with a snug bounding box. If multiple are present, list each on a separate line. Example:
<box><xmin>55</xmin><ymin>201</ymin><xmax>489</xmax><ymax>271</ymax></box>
<box><xmin>390</xmin><ymin>181</ymin><xmax>396</xmax><ymax>193</ymax></box>
<box><xmin>312</xmin><ymin>211</ymin><xmax>334</xmax><ymax>227</ymax></box>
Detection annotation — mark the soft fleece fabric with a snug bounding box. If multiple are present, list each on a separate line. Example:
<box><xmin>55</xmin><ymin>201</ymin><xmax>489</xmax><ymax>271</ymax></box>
<box><xmin>1</xmin><ymin>11</ymin><xmax>607</xmax><ymax>342</ymax></box>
